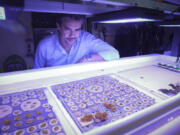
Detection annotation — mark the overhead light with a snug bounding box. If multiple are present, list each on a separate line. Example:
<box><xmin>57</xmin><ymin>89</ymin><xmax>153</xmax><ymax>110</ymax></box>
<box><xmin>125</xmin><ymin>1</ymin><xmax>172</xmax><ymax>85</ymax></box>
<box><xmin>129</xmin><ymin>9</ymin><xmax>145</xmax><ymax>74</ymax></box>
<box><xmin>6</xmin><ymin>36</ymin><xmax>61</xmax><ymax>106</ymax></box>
<box><xmin>98</xmin><ymin>18</ymin><xmax>159</xmax><ymax>23</ymax></box>
<box><xmin>159</xmin><ymin>25</ymin><xmax>180</xmax><ymax>27</ymax></box>
<box><xmin>158</xmin><ymin>20</ymin><xmax>180</xmax><ymax>27</ymax></box>
<box><xmin>89</xmin><ymin>8</ymin><xmax>164</xmax><ymax>24</ymax></box>
<box><xmin>0</xmin><ymin>6</ymin><xmax>6</xmax><ymax>20</ymax></box>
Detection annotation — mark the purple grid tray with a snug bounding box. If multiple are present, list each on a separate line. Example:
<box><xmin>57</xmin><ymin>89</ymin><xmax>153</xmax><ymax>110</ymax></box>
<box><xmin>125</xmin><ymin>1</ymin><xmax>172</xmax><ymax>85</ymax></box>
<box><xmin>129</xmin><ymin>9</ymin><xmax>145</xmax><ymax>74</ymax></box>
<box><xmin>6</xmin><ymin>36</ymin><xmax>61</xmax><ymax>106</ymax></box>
<box><xmin>0</xmin><ymin>88</ymin><xmax>66</xmax><ymax>135</ymax></box>
<box><xmin>51</xmin><ymin>75</ymin><xmax>155</xmax><ymax>133</ymax></box>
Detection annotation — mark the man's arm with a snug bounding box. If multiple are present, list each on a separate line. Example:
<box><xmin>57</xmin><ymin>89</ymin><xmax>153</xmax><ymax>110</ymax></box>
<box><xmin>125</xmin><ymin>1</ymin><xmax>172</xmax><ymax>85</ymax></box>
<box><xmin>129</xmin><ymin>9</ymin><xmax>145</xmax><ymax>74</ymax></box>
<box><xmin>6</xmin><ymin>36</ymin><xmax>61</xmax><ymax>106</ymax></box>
<box><xmin>77</xmin><ymin>31</ymin><xmax>120</xmax><ymax>63</ymax></box>
<box><xmin>77</xmin><ymin>53</ymin><xmax>105</xmax><ymax>63</ymax></box>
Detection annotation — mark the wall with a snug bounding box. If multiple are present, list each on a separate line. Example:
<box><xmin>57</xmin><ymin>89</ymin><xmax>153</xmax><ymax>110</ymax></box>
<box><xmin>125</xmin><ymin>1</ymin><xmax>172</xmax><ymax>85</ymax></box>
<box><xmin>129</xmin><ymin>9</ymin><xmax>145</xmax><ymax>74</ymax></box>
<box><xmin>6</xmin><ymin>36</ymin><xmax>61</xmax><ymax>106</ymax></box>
<box><xmin>0</xmin><ymin>7</ymin><xmax>34</xmax><ymax>72</ymax></box>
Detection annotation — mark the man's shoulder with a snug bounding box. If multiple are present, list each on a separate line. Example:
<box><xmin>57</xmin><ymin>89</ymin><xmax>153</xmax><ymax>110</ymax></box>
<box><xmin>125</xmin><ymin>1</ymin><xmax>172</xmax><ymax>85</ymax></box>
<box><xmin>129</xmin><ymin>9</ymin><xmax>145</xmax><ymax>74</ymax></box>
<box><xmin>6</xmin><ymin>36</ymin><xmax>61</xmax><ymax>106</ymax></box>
<box><xmin>40</xmin><ymin>33</ymin><xmax>57</xmax><ymax>44</ymax></box>
<box><xmin>81</xmin><ymin>30</ymin><xmax>92</xmax><ymax>36</ymax></box>
<box><xmin>38</xmin><ymin>33</ymin><xmax>58</xmax><ymax>48</ymax></box>
<box><xmin>80</xmin><ymin>30</ymin><xmax>95</xmax><ymax>40</ymax></box>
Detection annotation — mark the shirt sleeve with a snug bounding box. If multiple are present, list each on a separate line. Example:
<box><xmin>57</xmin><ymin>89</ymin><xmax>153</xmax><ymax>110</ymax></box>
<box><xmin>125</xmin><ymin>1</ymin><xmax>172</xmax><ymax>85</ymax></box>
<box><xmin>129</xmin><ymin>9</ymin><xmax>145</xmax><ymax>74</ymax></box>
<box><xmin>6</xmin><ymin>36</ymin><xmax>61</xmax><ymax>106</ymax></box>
<box><xmin>33</xmin><ymin>42</ymin><xmax>46</xmax><ymax>69</ymax></box>
<box><xmin>84</xmin><ymin>32</ymin><xmax>120</xmax><ymax>61</ymax></box>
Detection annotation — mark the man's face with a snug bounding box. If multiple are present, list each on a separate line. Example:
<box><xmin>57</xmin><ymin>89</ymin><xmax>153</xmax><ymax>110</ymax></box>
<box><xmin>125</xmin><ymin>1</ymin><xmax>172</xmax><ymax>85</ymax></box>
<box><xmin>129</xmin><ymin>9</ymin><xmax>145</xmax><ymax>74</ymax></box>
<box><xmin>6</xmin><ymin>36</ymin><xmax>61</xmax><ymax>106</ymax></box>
<box><xmin>57</xmin><ymin>18</ymin><xmax>82</xmax><ymax>46</ymax></box>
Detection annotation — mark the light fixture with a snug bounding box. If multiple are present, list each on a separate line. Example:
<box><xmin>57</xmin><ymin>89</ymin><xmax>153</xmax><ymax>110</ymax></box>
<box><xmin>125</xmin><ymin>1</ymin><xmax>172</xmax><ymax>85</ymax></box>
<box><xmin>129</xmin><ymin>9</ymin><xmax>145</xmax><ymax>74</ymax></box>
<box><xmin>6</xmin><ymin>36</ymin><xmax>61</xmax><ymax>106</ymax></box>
<box><xmin>0</xmin><ymin>6</ymin><xmax>6</xmax><ymax>20</ymax></box>
<box><xmin>158</xmin><ymin>20</ymin><xmax>180</xmax><ymax>27</ymax></box>
<box><xmin>98</xmin><ymin>18</ymin><xmax>159</xmax><ymax>23</ymax></box>
<box><xmin>159</xmin><ymin>25</ymin><xmax>180</xmax><ymax>27</ymax></box>
<box><xmin>89</xmin><ymin>8</ymin><xmax>164</xmax><ymax>24</ymax></box>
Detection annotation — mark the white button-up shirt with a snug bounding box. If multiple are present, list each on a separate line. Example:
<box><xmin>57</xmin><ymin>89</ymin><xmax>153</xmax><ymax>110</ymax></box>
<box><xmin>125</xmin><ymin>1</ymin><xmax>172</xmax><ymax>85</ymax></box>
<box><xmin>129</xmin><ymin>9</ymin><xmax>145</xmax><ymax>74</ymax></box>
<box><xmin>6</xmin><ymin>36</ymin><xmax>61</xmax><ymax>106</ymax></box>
<box><xmin>34</xmin><ymin>30</ymin><xmax>119</xmax><ymax>68</ymax></box>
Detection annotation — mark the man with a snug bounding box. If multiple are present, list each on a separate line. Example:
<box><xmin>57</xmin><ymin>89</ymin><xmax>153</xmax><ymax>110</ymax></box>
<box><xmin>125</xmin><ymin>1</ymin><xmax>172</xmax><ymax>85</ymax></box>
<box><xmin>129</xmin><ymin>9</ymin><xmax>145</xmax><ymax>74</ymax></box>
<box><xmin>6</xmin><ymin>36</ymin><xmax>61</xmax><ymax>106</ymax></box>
<box><xmin>33</xmin><ymin>14</ymin><xmax>119</xmax><ymax>68</ymax></box>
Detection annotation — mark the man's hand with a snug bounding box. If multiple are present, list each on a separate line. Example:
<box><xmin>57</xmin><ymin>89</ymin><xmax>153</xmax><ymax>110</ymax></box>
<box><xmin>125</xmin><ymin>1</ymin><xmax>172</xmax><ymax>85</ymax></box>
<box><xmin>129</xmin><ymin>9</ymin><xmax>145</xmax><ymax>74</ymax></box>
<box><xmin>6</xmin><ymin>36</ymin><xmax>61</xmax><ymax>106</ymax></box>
<box><xmin>77</xmin><ymin>54</ymin><xmax>105</xmax><ymax>63</ymax></box>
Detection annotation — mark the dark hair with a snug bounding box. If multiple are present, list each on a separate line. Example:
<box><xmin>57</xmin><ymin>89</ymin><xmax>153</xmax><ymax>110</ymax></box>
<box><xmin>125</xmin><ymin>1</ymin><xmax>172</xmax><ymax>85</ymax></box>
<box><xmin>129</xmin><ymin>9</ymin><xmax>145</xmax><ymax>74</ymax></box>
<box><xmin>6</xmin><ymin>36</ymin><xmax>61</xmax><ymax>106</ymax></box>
<box><xmin>56</xmin><ymin>14</ymin><xmax>85</xmax><ymax>25</ymax></box>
